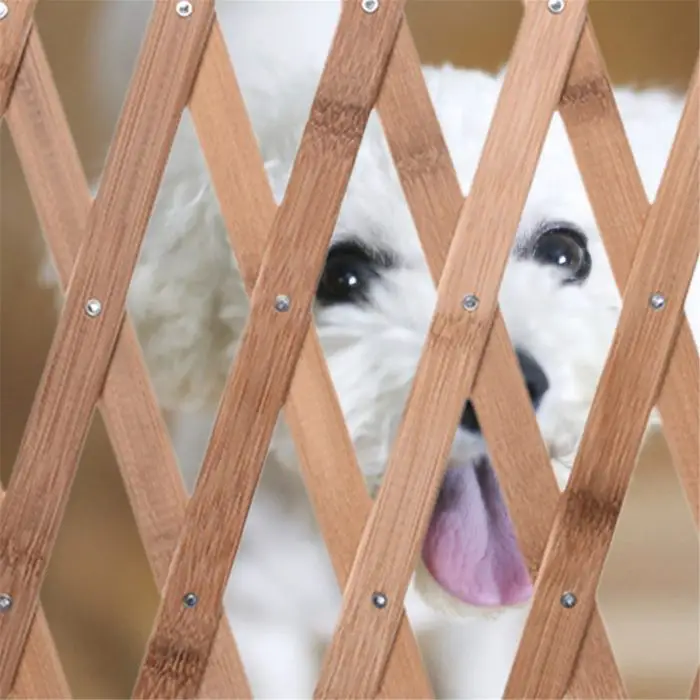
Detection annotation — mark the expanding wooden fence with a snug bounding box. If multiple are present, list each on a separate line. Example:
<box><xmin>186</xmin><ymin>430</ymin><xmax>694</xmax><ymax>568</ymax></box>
<box><xmin>0</xmin><ymin>0</ymin><xmax>698</xmax><ymax>697</ymax></box>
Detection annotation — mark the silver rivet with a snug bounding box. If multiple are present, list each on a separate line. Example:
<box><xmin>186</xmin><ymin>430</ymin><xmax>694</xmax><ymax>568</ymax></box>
<box><xmin>372</xmin><ymin>592</ymin><xmax>388</xmax><ymax>609</ymax></box>
<box><xmin>0</xmin><ymin>3</ymin><xmax>9</xmax><ymax>20</ymax></box>
<box><xmin>182</xmin><ymin>592</ymin><xmax>198</xmax><ymax>608</ymax></box>
<box><xmin>462</xmin><ymin>294</ymin><xmax>479</xmax><ymax>312</ymax></box>
<box><xmin>548</xmin><ymin>0</ymin><xmax>565</xmax><ymax>14</ymax></box>
<box><xmin>361</xmin><ymin>0</ymin><xmax>379</xmax><ymax>13</ymax></box>
<box><xmin>85</xmin><ymin>298</ymin><xmax>102</xmax><ymax>317</ymax></box>
<box><xmin>0</xmin><ymin>594</ymin><xmax>13</xmax><ymax>612</ymax></box>
<box><xmin>560</xmin><ymin>592</ymin><xmax>577</xmax><ymax>608</ymax></box>
<box><xmin>176</xmin><ymin>0</ymin><xmax>193</xmax><ymax>17</ymax></box>
<box><xmin>649</xmin><ymin>292</ymin><xmax>666</xmax><ymax>310</ymax></box>
<box><xmin>274</xmin><ymin>295</ymin><xmax>291</xmax><ymax>312</ymax></box>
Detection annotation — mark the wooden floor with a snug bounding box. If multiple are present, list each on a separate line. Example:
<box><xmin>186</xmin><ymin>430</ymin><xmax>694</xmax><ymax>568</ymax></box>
<box><xmin>1</xmin><ymin>1</ymin><xmax>698</xmax><ymax>697</ymax></box>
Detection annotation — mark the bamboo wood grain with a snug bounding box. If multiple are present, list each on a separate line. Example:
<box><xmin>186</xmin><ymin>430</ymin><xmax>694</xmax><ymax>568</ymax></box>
<box><xmin>505</xmin><ymin>69</ymin><xmax>699</xmax><ymax>699</ymax></box>
<box><xmin>132</xmin><ymin>4</ymin><xmax>407</xmax><ymax>697</ymax></box>
<box><xmin>376</xmin><ymin>20</ymin><xmax>625</xmax><ymax>699</ymax></box>
<box><xmin>0</xmin><ymin>0</ymin><xmax>37</xmax><ymax>115</ymax></box>
<box><xmin>560</xmin><ymin>23</ymin><xmax>699</xmax><ymax>527</ymax></box>
<box><xmin>559</xmin><ymin>29</ymin><xmax>699</xmax><ymax>698</ymax></box>
<box><xmin>186</xmin><ymin>20</ymin><xmax>434</xmax><ymax>699</ymax></box>
<box><xmin>315</xmin><ymin>3</ymin><xmax>589</xmax><ymax>697</ymax></box>
<box><xmin>0</xmin><ymin>3</ymin><xmax>215</xmax><ymax>694</ymax></box>
<box><xmin>0</xmin><ymin>494</ymin><xmax>71</xmax><ymax>699</ymax></box>
<box><xmin>0</xmin><ymin>6</ymin><xmax>70</xmax><ymax>697</ymax></box>
<box><xmin>6</xmin><ymin>26</ymin><xmax>249</xmax><ymax>699</ymax></box>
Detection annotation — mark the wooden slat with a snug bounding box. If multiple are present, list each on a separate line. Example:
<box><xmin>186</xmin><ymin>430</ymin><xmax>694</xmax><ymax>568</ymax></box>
<box><xmin>691</xmin><ymin>669</ymin><xmax>699</xmax><ymax>700</ymax></box>
<box><xmin>505</xmin><ymin>69</ymin><xmax>699</xmax><ymax>699</ymax></box>
<box><xmin>6</xmin><ymin>26</ymin><xmax>249</xmax><ymax>699</ymax></box>
<box><xmin>0</xmin><ymin>494</ymin><xmax>71</xmax><ymax>699</ymax></box>
<box><xmin>131</xmin><ymin>3</ymin><xmax>407</xmax><ymax>697</ymax></box>
<box><xmin>0</xmin><ymin>3</ymin><xmax>215</xmax><ymax>693</ymax></box>
<box><xmin>559</xmin><ymin>27</ymin><xmax>699</xmax><ymax>698</ymax></box>
<box><xmin>0</xmin><ymin>0</ymin><xmax>37</xmax><ymax>114</ymax></box>
<box><xmin>1</xmin><ymin>2</ymin><xmax>73</xmax><ymax>697</ymax></box>
<box><xmin>186</xmin><ymin>20</ymin><xmax>434</xmax><ymax>699</ymax></box>
<box><xmin>376</xmin><ymin>20</ymin><xmax>625</xmax><ymax>699</ymax></box>
<box><xmin>315</xmin><ymin>2</ymin><xmax>589</xmax><ymax>697</ymax></box>
<box><xmin>560</xmin><ymin>22</ymin><xmax>699</xmax><ymax>527</ymax></box>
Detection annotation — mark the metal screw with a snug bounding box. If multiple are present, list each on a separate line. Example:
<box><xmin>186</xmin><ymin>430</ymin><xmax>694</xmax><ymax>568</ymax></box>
<box><xmin>547</xmin><ymin>0</ymin><xmax>565</xmax><ymax>14</ymax></box>
<box><xmin>85</xmin><ymin>298</ymin><xmax>102</xmax><ymax>317</ymax></box>
<box><xmin>560</xmin><ymin>591</ymin><xmax>577</xmax><ymax>609</ymax></box>
<box><xmin>462</xmin><ymin>294</ymin><xmax>479</xmax><ymax>312</ymax></box>
<box><xmin>0</xmin><ymin>594</ymin><xmax>13</xmax><ymax>612</ymax></box>
<box><xmin>372</xmin><ymin>592</ymin><xmax>388</xmax><ymax>609</ymax></box>
<box><xmin>361</xmin><ymin>0</ymin><xmax>379</xmax><ymax>13</ymax></box>
<box><xmin>182</xmin><ymin>592</ymin><xmax>198</xmax><ymax>608</ymax></box>
<box><xmin>274</xmin><ymin>294</ymin><xmax>291</xmax><ymax>312</ymax></box>
<box><xmin>176</xmin><ymin>0</ymin><xmax>193</xmax><ymax>17</ymax></box>
<box><xmin>0</xmin><ymin>3</ymin><xmax>9</xmax><ymax>20</ymax></box>
<box><xmin>649</xmin><ymin>292</ymin><xmax>666</xmax><ymax>310</ymax></box>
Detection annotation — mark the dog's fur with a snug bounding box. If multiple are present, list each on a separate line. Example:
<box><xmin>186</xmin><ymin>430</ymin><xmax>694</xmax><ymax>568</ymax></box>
<box><xmin>41</xmin><ymin>1</ymin><xmax>699</xmax><ymax>696</ymax></box>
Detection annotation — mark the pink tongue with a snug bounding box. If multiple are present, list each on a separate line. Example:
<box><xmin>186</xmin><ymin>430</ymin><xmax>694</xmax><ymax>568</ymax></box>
<box><xmin>422</xmin><ymin>463</ymin><xmax>532</xmax><ymax>607</ymax></box>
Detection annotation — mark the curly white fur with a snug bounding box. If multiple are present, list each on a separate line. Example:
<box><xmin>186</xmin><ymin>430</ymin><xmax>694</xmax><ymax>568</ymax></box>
<box><xmin>41</xmin><ymin>1</ymin><xmax>699</xmax><ymax>696</ymax></box>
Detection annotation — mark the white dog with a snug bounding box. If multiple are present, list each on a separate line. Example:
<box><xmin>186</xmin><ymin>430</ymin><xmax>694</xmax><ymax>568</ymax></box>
<box><xmin>42</xmin><ymin>1</ymin><xmax>698</xmax><ymax>696</ymax></box>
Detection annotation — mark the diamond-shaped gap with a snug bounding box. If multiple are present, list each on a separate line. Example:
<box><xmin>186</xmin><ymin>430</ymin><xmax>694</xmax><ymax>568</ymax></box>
<box><xmin>599</xmin><ymin>434</ymin><xmax>699</xmax><ymax>699</ymax></box>
<box><xmin>407</xmin><ymin>0</ymin><xmax>522</xmax><ymax>74</ymax></box>
<box><xmin>1</xmin><ymin>123</ymin><xmax>159</xmax><ymax>698</ymax></box>
<box><xmin>589</xmin><ymin>0</ymin><xmax>698</xmax><ymax>91</ymax></box>
<box><xmin>33</xmin><ymin>0</ymin><xmax>154</xmax><ymax>184</ymax></box>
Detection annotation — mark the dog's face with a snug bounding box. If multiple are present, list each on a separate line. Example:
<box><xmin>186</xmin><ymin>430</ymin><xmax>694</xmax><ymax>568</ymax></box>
<box><xmin>88</xmin><ymin>49</ymin><xmax>681</xmax><ymax>619</ymax></box>
<box><xmin>265</xmin><ymin>65</ymin><xmax>680</xmax><ymax>615</ymax></box>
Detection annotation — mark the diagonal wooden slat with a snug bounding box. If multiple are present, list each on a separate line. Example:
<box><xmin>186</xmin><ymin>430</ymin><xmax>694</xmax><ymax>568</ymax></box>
<box><xmin>1</xmin><ymin>4</ymin><xmax>71</xmax><ymax>697</ymax></box>
<box><xmin>0</xmin><ymin>2</ymin><xmax>215</xmax><ymax>693</ymax></box>
<box><xmin>315</xmin><ymin>3</ymin><xmax>589</xmax><ymax>697</ymax></box>
<box><xmin>376</xmin><ymin>20</ymin><xmax>625</xmax><ymax>699</ymax></box>
<box><xmin>0</xmin><ymin>0</ymin><xmax>37</xmax><ymax>114</ymax></box>
<box><xmin>187</xmin><ymin>19</ymin><xmax>434</xmax><ymax>699</ymax></box>
<box><xmin>505</xmin><ymin>68</ymin><xmax>699</xmax><ymax>699</ymax></box>
<box><xmin>6</xmin><ymin>25</ymin><xmax>250</xmax><ymax>699</ymax></box>
<box><xmin>132</xmin><ymin>3</ymin><xmax>407</xmax><ymax>697</ymax></box>
<box><xmin>0</xmin><ymin>494</ymin><xmax>71</xmax><ymax>699</ymax></box>
<box><xmin>559</xmin><ymin>26</ymin><xmax>699</xmax><ymax>698</ymax></box>
<box><xmin>561</xmin><ymin>21</ymin><xmax>699</xmax><ymax>530</ymax></box>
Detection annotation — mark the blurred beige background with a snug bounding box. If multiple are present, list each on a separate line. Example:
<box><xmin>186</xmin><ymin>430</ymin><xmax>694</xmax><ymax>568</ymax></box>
<box><xmin>1</xmin><ymin>1</ymin><xmax>698</xmax><ymax>697</ymax></box>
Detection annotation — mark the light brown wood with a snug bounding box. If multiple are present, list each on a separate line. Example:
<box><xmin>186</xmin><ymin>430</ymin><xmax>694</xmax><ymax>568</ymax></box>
<box><xmin>560</xmin><ymin>22</ymin><xmax>699</xmax><ymax>528</ymax></box>
<box><xmin>187</xmin><ymin>20</ymin><xmax>434</xmax><ymax>699</ymax></box>
<box><xmin>315</xmin><ymin>3</ymin><xmax>589</xmax><ymax>697</ymax></box>
<box><xmin>6</xmin><ymin>26</ymin><xmax>249</xmax><ymax>699</ymax></box>
<box><xmin>0</xmin><ymin>0</ymin><xmax>694</xmax><ymax>696</ymax></box>
<box><xmin>0</xmin><ymin>3</ymin><xmax>71</xmax><ymax>697</ymax></box>
<box><xmin>0</xmin><ymin>2</ymin><xmax>215</xmax><ymax>694</ymax></box>
<box><xmin>559</xmin><ymin>26</ymin><xmax>699</xmax><ymax>697</ymax></box>
<box><xmin>131</xmin><ymin>3</ymin><xmax>407</xmax><ymax>697</ymax></box>
<box><xmin>0</xmin><ymin>493</ymin><xmax>71</xmax><ymax>699</ymax></box>
<box><xmin>505</xmin><ymin>68</ymin><xmax>699</xmax><ymax>699</ymax></box>
<box><xmin>691</xmin><ymin>669</ymin><xmax>699</xmax><ymax>699</ymax></box>
<box><xmin>0</xmin><ymin>0</ymin><xmax>37</xmax><ymax>115</ymax></box>
<box><xmin>376</xmin><ymin>22</ymin><xmax>626</xmax><ymax>698</ymax></box>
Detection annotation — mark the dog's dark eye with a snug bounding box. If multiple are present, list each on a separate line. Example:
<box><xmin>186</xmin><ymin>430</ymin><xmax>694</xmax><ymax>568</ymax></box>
<box><xmin>317</xmin><ymin>240</ymin><xmax>385</xmax><ymax>305</ymax></box>
<box><xmin>532</xmin><ymin>227</ymin><xmax>591</xmax><ymax>283</ymax></box>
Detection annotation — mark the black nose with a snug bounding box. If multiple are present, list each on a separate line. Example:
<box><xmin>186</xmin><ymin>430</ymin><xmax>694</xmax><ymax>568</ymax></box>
<box><xmin>460</xmin><ymin>349</ymin><xmax>549</xmax><ymax>433</ymax></box>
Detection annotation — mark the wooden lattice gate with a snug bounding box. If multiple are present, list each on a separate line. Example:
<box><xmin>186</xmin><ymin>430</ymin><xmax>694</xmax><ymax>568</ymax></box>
<box><xmin>0</xmin><ymin>0</ymin><xmax>698</xmax><ymax>697</ymax></box>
